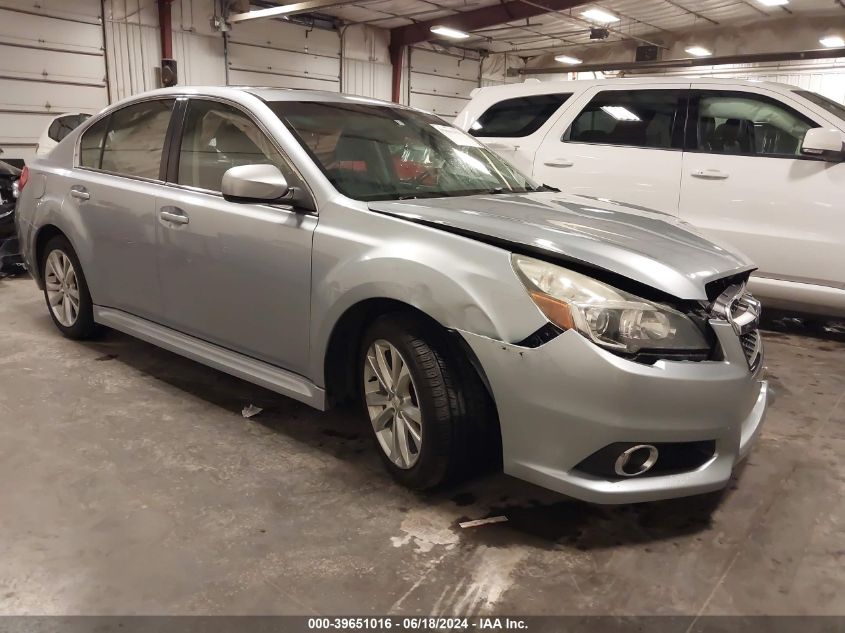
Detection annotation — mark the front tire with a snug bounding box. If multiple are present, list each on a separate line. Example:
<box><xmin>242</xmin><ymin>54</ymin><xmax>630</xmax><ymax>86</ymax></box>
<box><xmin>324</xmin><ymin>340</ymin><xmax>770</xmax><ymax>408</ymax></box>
<box><xmin>359</xmin><ymin>313</ymin><xmax>493</xmax><ymax>490</ymax></box>
<box><xmin>41</xmin><ymin>235</ymin><xmax>98</xmax><ymax>339</ymax></box>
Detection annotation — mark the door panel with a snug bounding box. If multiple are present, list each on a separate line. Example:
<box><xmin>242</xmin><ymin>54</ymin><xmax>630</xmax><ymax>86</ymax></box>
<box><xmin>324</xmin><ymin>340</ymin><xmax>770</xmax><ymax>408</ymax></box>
<box><xmin>69</xmin><ymin>99</ymin><xmax>175</xmax><ymax>319</ymax></box>
<box><xmin>155</xmin><ymin>189</ymin><xmax>316</xmax><ymax>374</ymax></box>
<box><xmin>156</xmin><ymin>98</ymin><xmax>315</xmax><ymax>374</ymax></box>
<box><xmin>678</xmin><ymin>88</ymin><xmax>845</xmax><ymax>297</ymax></box>
<box><xmin>69</xmin><ymin>171</ymin><xmax>165</xmax><ymax>319</ymax></box>
<box><xmin>533</xmin><ymin>85</ymin><xmax>690</xmax><ymax>214</ymax></box>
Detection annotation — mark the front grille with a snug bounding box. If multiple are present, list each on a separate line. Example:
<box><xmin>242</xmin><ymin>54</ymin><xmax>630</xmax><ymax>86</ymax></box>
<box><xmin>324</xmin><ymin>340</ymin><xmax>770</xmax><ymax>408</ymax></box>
<box><xmin>740</xmin><ymin>330</ymin><xmax>762</xmax><ymax>372</ymax></box>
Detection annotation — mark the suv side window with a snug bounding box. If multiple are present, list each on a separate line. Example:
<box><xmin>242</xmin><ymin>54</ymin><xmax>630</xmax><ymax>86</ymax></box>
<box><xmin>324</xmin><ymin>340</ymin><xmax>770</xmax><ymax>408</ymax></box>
<box><xmin>565</xmin><ymin>89</ymin><xmax>687</xmax><ymax>149</ymax></box>
<box><xmin>98</xmin><ymin>99</ymin><xmax>175</xmax><ymax>179</ymax></box>
<box><xmin>177</xmin><ymin>99</ymin><xmax>295</xmax><ymax>192</ymax></box>
<box><xmin>690</xmin><ymin>90</ymin><xmax>816</xmax><ymax>158</ymax></box>
<box><xmin>469</xmin><ymin>93</ymin><xmax>572</xmax><ymax>138</ymax></box>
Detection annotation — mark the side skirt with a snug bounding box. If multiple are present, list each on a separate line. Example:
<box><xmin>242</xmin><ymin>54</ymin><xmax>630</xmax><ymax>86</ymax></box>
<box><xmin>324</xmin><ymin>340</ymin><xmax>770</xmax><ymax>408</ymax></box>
<box><xmin>93</xmin><ymin>306</ymin><xmax>327</xmax><ymax>410</ymax></box>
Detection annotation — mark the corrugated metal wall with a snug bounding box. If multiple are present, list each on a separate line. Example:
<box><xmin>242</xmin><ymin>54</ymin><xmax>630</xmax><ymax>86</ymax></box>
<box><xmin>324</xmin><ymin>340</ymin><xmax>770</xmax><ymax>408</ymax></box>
<box><xmin>0</xmin><ymin>0</ymin><xmax>109</xmax><ymax>162</ymax></box>
<box><xmin>104</xmin><ymin>0</ymin><xmax>224</xmax><ymax>102</ymax></box>
<box><xmin>629</xmin><ymin>58</ymin><xmax>845</xmax><ymax>104</ymax></box>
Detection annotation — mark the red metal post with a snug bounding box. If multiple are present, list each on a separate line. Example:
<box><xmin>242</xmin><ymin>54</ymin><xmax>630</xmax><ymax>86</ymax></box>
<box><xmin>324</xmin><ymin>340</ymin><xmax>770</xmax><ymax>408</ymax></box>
<box><xmin>158</xmin><ymin>0</ymin><xmax>174</xmax><ymax>59</ymax></box>
<box><xmin>389</xmin><ymin>44</ymin><xmax>404</xmax><ymax>104</ymax></box>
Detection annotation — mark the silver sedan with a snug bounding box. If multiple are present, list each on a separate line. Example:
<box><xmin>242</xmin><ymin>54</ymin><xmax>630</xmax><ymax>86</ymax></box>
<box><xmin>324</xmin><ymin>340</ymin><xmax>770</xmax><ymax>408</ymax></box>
<box><xmin>15</xmin><ymin>86</ymin><xmax>768</xmax><ymax>503</ymax></box>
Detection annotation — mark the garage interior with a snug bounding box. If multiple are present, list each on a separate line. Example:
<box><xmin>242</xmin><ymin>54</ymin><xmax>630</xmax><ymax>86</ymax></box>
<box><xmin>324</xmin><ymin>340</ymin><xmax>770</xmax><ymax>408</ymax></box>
<box><xmin>2</xmin><ymin>0</ymin><xmax>845</xmax><ymax>621</ymax></box>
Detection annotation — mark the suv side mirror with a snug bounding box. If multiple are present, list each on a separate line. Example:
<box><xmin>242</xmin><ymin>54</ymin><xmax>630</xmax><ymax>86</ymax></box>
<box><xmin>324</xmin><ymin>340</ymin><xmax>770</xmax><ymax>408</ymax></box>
<box><xmin>222</xmin><ymin>164</ymin><xmax>290</xmax><ymax>203</ymax></box>
<box><xmin>801</xmin><ymin>127</ymin><xmax>845</xmax><ymax>162</ymax></box>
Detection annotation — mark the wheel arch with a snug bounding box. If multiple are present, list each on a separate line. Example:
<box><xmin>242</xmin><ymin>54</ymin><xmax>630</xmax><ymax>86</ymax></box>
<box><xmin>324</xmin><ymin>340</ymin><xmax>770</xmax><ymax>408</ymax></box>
<box><xmin>322</xmin><ymin>297</ymin><xmax>495</xmax><ymax>413</ymax></box>
<box><xmin>32</xmin><ymin>224</ymin><xmax>70</xmax><ymax>288</ymax></box>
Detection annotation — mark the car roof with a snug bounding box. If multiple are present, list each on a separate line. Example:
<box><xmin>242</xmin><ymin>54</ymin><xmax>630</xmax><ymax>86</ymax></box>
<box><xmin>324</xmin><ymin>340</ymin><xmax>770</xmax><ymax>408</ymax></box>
<box><xmin>110</xmin><ymin>85</ymin><xmax>401</xmax><ymax>108</ymax></box>
<box><xmin>471</xmin><ymin>76</ymin><xmax>800</xmax><ymax>98</ymax></box>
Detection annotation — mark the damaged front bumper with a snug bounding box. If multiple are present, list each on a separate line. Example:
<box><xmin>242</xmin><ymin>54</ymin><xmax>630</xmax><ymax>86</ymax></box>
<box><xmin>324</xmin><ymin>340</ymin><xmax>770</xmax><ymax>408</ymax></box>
<box><xmin>460</xmin><ymin>320</ymin><xmax>768</xmax><ymax>504</ymax></box>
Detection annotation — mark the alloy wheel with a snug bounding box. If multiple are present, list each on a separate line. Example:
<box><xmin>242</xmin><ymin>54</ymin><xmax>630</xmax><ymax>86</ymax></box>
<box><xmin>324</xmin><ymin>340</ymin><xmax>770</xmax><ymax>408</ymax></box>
<box><xmin>364</xmin><ymin>339</ymin><xmax>423</xmax><ymax>469</ymax></box>
<box><xmin>44</xmin><ymin>250</ymin><xmax>80</xmax><ymax>327</ymax></box>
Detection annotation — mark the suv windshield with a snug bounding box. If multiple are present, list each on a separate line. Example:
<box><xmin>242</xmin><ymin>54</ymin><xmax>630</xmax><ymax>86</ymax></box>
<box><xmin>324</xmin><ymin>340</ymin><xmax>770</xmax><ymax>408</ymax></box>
<box><xmin>269</xmin><ymin>100</ymin><xmax>538</xmax><ymax>201</ymax></box>
<box><xmin>794</xmin><ymin>90</ymin><xmax>845</xmax><ymax>122</ymax></box>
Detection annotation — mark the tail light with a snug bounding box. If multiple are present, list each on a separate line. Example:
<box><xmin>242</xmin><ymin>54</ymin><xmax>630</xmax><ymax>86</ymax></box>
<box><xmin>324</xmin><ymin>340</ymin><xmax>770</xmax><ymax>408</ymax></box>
<box><xmin>18</xmin><ymin>165</ymin><xmax>29</xmax><ymax>191</ymax></box>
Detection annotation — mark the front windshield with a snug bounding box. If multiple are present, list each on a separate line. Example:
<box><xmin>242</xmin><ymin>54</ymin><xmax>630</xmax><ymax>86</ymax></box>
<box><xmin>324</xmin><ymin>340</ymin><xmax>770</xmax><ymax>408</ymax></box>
<box><xmin>794</xmin><ymin>90</ymin><xmax>845</xmax><ymax>122</ymax></box>
<box><xmin>269</xmin><ymin>100</ymin><xmax>538</xmax><ymax>201</ymax></box>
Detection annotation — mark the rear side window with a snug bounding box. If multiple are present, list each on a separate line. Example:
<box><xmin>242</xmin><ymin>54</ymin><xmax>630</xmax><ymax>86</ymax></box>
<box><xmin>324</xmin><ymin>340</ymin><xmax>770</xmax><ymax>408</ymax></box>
<box><xmin>99</xmin><ymin>99</ymin><xmax>175</xmax><ymax>179</ymax></box>
<box><xmin>690</xmin><ymin>91</ymin><xmax>815</xmax><ymax>157</ymax></box>
<box><xmin>469</xmin><ymin>93</ymin><xmax>572</xmax><ymax>138</ymax></box>
<box><xmin>79</xmin><ymin>117</ymin><xmax>109</xmax><ymax>168</ymax></box>
<box><xmin>565</xmin><ymin>90</ymin><xmax>687</xmax><ymax>149</ymax></box>
<box><xmin>49</xmin><ymin>114</ymin><xmax>91</xmax><ymax>143</ymax></box>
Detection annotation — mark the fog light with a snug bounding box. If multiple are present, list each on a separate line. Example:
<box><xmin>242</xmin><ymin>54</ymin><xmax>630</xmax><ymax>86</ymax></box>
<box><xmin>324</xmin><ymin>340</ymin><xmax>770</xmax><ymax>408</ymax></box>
<box><xmin>614</xmin><ymin>444</ymin><xmax>659</xmax><ymax>477</ymax></box>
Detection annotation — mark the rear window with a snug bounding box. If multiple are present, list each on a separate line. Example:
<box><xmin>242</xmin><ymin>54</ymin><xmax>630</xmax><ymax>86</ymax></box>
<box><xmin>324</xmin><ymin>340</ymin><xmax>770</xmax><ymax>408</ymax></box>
<box><xmin>469</xmin><ymin>93</ymin><xmax>572</xmax><ymax>138</ymax></box>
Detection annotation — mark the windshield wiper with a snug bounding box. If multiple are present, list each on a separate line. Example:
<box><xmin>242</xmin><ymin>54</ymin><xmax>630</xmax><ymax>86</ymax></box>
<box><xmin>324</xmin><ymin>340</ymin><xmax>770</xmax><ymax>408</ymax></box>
<box><xmin>533</xmin><ymin>183</ymin><xmax>560</xmax><ymax>192</ymax></box>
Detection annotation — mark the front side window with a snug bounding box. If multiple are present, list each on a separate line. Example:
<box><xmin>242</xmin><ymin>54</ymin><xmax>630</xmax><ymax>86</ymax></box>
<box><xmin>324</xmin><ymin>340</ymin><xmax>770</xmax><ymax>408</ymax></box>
<box><xmin>99</xmin><ymin>99</ymin><xmax>175</xmax><ymax>179</ymax></box>
<box><xmin>565</xmin><ymin>90</ymin><xmax>687</xmax><ymax>149</ymax></box>
<box><xmin>793</xmin><ymin>90</ymin><xmax>845</xmax><ymax>123</ymax></box>
<box><xmin>469</xmin><ymin>93</ymin><xmax>572</xmax><ymax>138</ymax></box>
<box><xmin>269</xmin><ymin>100</ymin><xmax>537</xmax><ymax>202</ymax></box>
<box><xmin>177</xmin><ymin>100</ymin><xmax>295</xmax><ymax>192</ymax></box>
<box><xmin>690</xmin><ymin>91</ymin><xmax>815</xmax><ymax>157</ymax></box>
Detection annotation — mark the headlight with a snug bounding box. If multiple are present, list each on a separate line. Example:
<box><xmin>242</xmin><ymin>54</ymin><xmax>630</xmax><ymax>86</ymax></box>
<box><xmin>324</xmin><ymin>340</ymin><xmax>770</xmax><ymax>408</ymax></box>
<box><xmin>512</xmin><ymin>254</ymin><xmax>708</xmax><ymax>354</ymax></box>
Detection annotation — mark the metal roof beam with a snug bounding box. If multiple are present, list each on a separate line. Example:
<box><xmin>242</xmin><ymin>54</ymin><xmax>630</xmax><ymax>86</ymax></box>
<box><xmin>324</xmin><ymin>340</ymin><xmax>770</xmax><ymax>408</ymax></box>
<box><xmin>389</xmin><ymin>0</ymin><xmax>592</xmax><ymax>49</ymax></box>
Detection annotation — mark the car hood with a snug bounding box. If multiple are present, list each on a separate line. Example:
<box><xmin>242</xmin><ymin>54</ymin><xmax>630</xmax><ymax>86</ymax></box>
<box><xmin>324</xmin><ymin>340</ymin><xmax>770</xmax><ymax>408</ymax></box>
<box><xmin>369</xmin><ymin>192</ymin><xmax>753</xmax><ymax>301</ymax></box>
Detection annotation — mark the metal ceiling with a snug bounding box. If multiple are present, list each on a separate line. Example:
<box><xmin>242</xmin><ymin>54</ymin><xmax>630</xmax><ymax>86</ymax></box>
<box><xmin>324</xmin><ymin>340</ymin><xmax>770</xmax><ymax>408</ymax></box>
<box><xmin>317</xmin><ymin>0</ymin><xmax>845</xmax><ymax>55</ymax></box>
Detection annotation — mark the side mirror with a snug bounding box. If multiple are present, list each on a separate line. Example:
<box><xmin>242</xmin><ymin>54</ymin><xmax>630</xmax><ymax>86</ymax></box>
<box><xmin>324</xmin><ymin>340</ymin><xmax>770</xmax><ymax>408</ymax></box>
<box><xmin>221</xmin><ymin>164</ymin><xmax>290</xmax><ymax>203</ymax></box>
<box><xmin>801</xmin><ymin>127</ymin><xmax>845</xmax><ymax>162</ymax></box>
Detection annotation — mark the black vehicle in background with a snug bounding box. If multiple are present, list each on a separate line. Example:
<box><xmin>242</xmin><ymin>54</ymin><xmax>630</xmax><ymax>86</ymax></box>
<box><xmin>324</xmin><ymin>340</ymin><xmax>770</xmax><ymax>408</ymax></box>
<box><xmin>0</xmin><ymin>158</ymin><xmax>24</xmax><ymax>274</ymax></box>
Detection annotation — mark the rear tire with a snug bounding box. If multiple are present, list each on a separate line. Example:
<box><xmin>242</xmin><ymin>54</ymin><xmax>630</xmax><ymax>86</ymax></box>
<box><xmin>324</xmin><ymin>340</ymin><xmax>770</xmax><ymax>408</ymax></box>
<box><xmin>358</xmin><ymin>312</ymin><xmax>494</xmax><ymax>490</ymax></box>
<box><xmin>40</xmin><ymin>235</ymin><xmax>98</xmax><ymax>340</ymax></box>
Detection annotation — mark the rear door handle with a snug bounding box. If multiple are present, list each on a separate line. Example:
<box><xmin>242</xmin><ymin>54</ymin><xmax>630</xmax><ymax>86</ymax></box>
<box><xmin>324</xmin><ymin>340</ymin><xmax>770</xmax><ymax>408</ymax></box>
<box><xmin>544</xmin><ymin>159</ymin><xmax>574</xmax><ymax>168</ymax></box>
<box><xmin>159</xmin><ymin>206</ymin><xmax>189</xmax><ymax>225</ymax></box>
<box><xmin>69</xmin><ymin>186</ymin><xmax>89</xmax><ymax>201</ymax></box>
<box><xmin>691</xmin><ymin>169</ymin><xmax>729</xmax><ymax>180</ymax></box>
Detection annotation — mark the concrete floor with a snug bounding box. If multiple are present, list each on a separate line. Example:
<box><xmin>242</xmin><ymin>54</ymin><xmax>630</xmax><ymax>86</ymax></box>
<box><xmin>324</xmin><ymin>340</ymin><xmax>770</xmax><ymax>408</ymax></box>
<box><xmin>1</xmin><ymin>274</ymin><xmax>844</xmax><ymax>616</ymax></box>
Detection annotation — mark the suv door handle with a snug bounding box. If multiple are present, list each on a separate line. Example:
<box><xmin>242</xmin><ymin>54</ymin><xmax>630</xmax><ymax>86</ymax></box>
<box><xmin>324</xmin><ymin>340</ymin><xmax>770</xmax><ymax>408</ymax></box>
<box><xmin>485</xmin><ymin>142</ymin><xmax>518</xmax><ymax>151</ymax></box>
<box><xmin>544</xmin><ymin>159</ymin><xmax>574</xmax><ymax>168</ymax></box>
<box><xmin>160</xmin><ymin>207</ymin><xmax>189</xmax><ymax>225</ymax></box>
<box><xmin>69</xmin><ymin>186</ymin><xmax>90</xmax><ymax>201</ymax></box>
<box><xmin>691</xmin><ymin>169</ymin><xmax>729</xmax><ymax>180</ymax></box>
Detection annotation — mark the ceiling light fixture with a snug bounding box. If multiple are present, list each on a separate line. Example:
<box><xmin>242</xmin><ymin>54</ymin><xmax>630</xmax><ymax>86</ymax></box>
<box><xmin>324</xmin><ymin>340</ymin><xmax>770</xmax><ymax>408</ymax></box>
<box><xmin>555</xmin><ymin>55</ymin><xmax>583</xmax><ymax>64</ymax></box>
<box><xmin>430</xmin><ymin>25</ymin><xmax>470</xmax><ymax>39</ymax></box>
<box><xmin>685</xmin><ymin>46</ymin><xmax>713</xmax><ymax>57</ymax></box>
<box><xmin>757</xmin><ymin>0</ymin><xmax>789</xmax><ymax>6</ymax></box>
<box><xmin>820</xmin><ymin>35</ymin><xmax>845</xmax><ymax>48</ymax></box>
<box><xmin>581</xmin><ymin>8</ymin><xmax>620</xmax><ymax>23</ymax></box>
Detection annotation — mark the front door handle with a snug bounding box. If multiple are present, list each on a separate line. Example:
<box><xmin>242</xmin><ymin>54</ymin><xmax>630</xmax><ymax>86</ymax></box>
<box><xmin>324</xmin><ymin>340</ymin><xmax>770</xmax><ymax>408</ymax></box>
<box><xmin>691</xmin><ymin>169</ymin><xmax>729</xmax><ymax>180</ymax></box>
<box><xmin>69</xmin><ymin>186</ymin><xmax>89</xmax><ymax>201</ymax></box>
<box><xmin>544</xmin><ymin>158</ymin><xmax>574</xmax><ymax>168</ymax></box>
<box><xmin>160</xmin><ymin>206</ymin><xmax>189</xmax><ymax>225</ymax></box>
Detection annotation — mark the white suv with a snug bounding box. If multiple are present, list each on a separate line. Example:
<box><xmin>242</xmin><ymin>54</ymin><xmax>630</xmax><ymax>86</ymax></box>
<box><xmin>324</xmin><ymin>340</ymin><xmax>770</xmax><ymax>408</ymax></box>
<box><xmin>455</xmin><ymin>77</ymin><xmax>845</xmax><ymax>317</ymax></box>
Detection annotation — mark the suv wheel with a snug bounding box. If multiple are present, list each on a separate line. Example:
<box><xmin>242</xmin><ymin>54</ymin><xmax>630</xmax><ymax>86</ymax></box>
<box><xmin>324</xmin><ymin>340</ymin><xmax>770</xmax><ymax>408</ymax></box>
<box><xmin>41</xmin><ymin>235</ymin><xmax>98</xmax><ymax>339</ymax></box>
<box><xmin>359</xmin><ymin>313</ymin><xmax>493</xmax><ymax>490</ymax></box>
